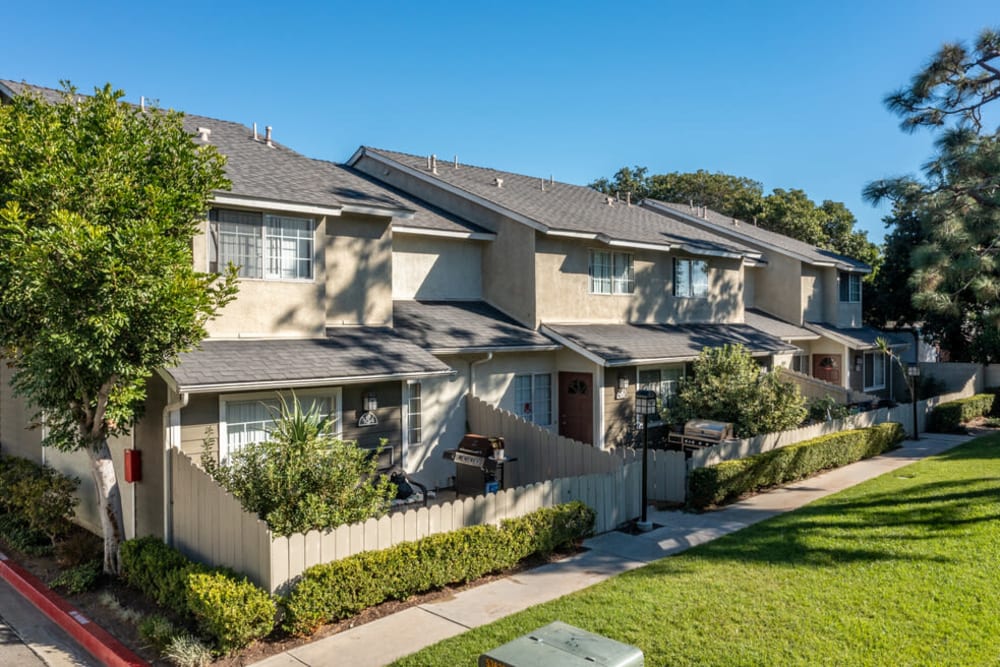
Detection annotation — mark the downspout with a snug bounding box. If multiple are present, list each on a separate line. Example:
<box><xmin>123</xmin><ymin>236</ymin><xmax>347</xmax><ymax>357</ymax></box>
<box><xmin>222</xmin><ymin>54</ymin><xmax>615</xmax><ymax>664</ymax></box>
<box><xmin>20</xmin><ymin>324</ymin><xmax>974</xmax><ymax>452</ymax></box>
<box><xmin>468</xmin><ymin>353</ymin><xmax>493</xmax><ymax>432</ymax></box>
<box><xmin>162</xmin><ymin>390</ymin><xmax>189</xmax><ymax>545</ymax></box>
<box><xmin>469</xmin><ymin>353</ymin><xmax>493</xmax><ymax>398</ymax></box>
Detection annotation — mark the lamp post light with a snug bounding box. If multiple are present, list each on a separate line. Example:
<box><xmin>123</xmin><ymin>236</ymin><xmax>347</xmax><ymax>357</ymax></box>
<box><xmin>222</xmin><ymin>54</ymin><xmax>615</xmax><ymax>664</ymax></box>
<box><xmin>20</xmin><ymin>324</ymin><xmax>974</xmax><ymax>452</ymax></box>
<box><xmin>635</xmin><ymin>389</ymin><xmax>658</xmax><ymax>532</ymax></box>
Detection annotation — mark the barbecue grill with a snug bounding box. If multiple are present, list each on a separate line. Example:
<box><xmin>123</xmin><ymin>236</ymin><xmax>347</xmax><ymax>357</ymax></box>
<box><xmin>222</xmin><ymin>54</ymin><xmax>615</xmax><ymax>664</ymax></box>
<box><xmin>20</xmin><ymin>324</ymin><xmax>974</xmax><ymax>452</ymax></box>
<box><xmin>442</xmin><ymin>434</ymin><xmax>516</xmax><ymax>496</ymax></box>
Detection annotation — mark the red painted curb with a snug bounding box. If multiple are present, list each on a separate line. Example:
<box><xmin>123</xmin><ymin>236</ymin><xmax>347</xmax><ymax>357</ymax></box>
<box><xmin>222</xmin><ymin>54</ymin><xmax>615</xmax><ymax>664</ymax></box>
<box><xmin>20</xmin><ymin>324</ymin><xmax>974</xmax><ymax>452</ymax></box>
<box><xmin>0</xmin><ymin>550</ymin><xmax>148</xmax><ymax>667</ymax></box>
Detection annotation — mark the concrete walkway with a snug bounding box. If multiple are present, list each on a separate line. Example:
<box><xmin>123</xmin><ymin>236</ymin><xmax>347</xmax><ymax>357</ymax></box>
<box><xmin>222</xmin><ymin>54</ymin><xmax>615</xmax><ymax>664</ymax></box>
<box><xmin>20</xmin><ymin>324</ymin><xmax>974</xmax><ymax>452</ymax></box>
<box><xmin>252</xmin><ymin>432</ymin><xmax>972</xmax><ymax>667</ymax></box>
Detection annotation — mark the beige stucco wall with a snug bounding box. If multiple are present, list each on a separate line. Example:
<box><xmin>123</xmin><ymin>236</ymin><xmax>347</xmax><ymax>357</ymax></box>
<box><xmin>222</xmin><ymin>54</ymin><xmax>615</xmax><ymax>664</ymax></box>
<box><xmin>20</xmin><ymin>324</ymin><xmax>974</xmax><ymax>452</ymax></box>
<box><xmin>201</xmin><ymin>209</ymin><xmax>393</xmax><ymax>337</ymax></box>
<box><xmin>392</xmin><ymin>235</ymin><xmax>483</xmax><ymax>300</ymax></box>
<box><xmin>407</xmin><ymin>364</ymin><xmax>470</xmax><ymax>489</ymax></box>
<box><xmin>534</xmin><ymin>237</ymin><xmax>744</xmax><ymax>325</ymax></box>
<box><xmin>748</xmin><ymin>252</ymin><xmax>805</xmax><ymax>324</ymax></box>
<box><xmin>0</xmin><ymin>362</ymin><xmax>43</xmax><ymax>463</ymax></box>
<box><xmin>353</xmin><ymin>155</ymin><xmax>536</xmax><ymax>326</ymax></box>
<box><xmin>325</xmin><ymin>214</ymin><xmax>393</xmax><ymax>327</ymax></box>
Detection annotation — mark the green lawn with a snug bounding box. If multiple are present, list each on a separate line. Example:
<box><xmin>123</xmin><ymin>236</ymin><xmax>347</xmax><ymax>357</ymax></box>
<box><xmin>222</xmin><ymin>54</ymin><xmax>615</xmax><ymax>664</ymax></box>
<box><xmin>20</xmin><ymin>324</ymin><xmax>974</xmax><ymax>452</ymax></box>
<box><xmin>392</xmin><ymin>434</ymin><xmax>1000</xmax><ymax>666</ymax></box>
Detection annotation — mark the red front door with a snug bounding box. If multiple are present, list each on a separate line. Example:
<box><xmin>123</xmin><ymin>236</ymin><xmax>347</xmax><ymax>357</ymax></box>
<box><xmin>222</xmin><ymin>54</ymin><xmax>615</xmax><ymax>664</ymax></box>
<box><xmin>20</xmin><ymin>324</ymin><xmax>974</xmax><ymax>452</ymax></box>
<box><xmin>813</xmin><ymin>354</ymin><xmax>842</xmax><ymax>384</ymax></box>
<box><xmin>558</xmin><ymin>372</ymin><xmax>594</xmax><ymax>445</ymax></box>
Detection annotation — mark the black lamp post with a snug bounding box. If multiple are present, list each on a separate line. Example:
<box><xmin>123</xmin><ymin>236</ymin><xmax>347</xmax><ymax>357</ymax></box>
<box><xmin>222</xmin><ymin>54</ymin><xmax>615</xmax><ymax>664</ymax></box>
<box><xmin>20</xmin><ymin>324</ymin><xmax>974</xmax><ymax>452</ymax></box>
<box><xmin>635</xmin><ymin>389</ymin><xmax>658</xmax><ymax>531</ymax></box>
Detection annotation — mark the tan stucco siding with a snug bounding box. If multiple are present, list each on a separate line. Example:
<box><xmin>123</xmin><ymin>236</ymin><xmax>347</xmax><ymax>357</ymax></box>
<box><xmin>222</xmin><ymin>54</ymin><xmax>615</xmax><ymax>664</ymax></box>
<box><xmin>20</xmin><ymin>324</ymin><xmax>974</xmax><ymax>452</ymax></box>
<box><xmin>407</xmin><ymin>363</ymin><xmax>469</xmax><ymax>489</ymax></box>
<box><xmin>483</xmin><ymin>219</ymin><xmax>535</xmax><ymax>326</ymax></box>
<box><xmin>0</xmin><ymin>362</ymin><xmax>43</xmax><ymax>462</ymax></box>
<box><xmin>603</xmin><ymin>366</ymin><xmax>636</xmax><ymax>448</ymax></box>
<box><xmin>748</xmin><ymin>252</ymin><xmax>805</xmax><ymax>324</ymax></box>
<box><xmin>534</xmin><ymin>237</ymin><xmax>743</xmax><ymax>324</ymax></box>
<box><xmin>392</xmin><ymin>236</ymin><xmax>483</xmax><ymax>300</ymax></box>
<box><xmin>325</xmin><ymin>215</ymin><xmax>393</xmax><ymax>327</ymax></box>
<box><xmin>180</xmin><ymin>394</ymin><xmax>218</xmax><ymax>462</ymax></box>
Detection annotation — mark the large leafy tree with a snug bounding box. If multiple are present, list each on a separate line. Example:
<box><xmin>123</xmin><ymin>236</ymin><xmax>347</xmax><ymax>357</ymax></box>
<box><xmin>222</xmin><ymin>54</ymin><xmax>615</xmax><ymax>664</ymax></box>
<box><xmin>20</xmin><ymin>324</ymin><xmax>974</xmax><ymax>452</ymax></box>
<box><xmin>0</xmin><ymin>83</ymin><xmax>238</xmax><ymax>572</ymax></box>
<box><xmin>591</xmin><ymin>169</ymin><xmax>879</xmax><ymax>267</ymax></box>
<box><xmin>865</xmin><ymin>28</ymin><xmax>1000</xmax><ymax>362</ymax></box>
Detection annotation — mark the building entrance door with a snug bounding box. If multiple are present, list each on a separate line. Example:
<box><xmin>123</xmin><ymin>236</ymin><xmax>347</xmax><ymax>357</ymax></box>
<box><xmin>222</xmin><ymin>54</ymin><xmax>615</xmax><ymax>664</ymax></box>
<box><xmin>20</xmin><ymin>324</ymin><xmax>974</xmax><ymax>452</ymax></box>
<box><xmin>558</xmin><ymin>372</ymin><xmax>593</xmax><ymax>445</ymax></box>
<box><xmin>812</xmin><ymin>354</ymin><xmax>842</xmax><ymax>384</ymax></box>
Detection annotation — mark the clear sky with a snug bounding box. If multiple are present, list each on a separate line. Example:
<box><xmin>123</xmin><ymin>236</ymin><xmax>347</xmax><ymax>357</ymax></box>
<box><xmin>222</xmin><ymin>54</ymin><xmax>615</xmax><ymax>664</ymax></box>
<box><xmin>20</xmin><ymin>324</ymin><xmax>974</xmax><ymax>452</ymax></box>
<box><xmin>5</xmin><ymin>1</ymin><xmax>997</xmax><ymax>243</ymax></box>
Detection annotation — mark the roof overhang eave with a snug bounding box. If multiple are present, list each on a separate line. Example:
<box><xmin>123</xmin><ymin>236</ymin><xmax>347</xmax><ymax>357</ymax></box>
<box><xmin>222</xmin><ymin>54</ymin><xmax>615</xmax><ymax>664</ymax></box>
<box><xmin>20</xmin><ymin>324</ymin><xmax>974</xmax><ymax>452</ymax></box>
<box><xmin>164</xmin><ymin>369</ymin><xmax>455</xmax><ymax>395</ymax></box>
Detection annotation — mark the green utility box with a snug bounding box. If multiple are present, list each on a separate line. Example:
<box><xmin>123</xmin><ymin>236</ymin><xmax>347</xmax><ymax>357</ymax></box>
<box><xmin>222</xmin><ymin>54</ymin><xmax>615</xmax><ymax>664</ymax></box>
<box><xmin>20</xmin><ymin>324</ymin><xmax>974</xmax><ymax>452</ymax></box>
<box><xmin>479</xmin><ymin>621</ymin><xmax>643</xmax><ymax>667</ymax></box>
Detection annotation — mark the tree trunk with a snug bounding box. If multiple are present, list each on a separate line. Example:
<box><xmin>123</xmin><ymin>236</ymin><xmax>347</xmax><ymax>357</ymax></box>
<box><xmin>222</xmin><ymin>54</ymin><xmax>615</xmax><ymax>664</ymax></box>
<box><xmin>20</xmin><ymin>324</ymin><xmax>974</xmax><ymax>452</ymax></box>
<box><xmin>87</xmin><ymin>440</ymin><xmax>125</xmax><ymax>575</ymax></box>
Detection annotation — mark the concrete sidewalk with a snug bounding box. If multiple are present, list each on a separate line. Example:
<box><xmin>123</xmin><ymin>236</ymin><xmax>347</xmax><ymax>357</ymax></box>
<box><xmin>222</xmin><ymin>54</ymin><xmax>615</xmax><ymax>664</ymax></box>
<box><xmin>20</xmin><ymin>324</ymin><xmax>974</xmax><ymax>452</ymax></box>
<box><xmin>252</xmin><ymin>432</ymin><xmax>972</xmax><ymax>667</ymax></box>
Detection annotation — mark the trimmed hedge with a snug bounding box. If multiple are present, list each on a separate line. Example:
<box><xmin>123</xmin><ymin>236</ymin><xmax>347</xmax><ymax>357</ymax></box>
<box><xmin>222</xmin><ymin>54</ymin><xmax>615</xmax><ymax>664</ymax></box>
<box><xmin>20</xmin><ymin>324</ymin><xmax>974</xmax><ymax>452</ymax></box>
<box><xmin>120</xmin><ymin>537</ymin><xmax>275</xmax><ymax>652</ymax></box>
<box><xmin>928</xmin><ymin>393</ymin><xmax>997</xmax><ymax>432</ymax></box>
<box><xmin>283</xmin><ymin>501</ymin><xmax>596</xmax><ymax>636</ymax></box>
<box><xmin>689</xmin><ymin>422</ymin><xmax>905</xmax><ymax>509</ymax></box>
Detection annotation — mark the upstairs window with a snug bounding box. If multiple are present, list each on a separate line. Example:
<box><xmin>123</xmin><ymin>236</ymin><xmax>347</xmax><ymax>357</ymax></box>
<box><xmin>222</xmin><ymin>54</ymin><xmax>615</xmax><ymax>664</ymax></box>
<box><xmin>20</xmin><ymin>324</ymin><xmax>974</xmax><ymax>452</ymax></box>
<box><xmin>674</xmin><ymin>258</ymin><xmax>709</xmax><ymax>298</ymax></box>
<box><xmin>839</xmin><ymin>272</ymin><xmax>861</xmax><ymax>303</ymax></box>
<box><xmin>210</xmin><ymin>208</ymin><xmax>314</xmax><ymax>280</ymax></box>
<box><xmin>589</xmin><ymin>250</ymin><xmax>634</xmax><ymax>294</ymax></box>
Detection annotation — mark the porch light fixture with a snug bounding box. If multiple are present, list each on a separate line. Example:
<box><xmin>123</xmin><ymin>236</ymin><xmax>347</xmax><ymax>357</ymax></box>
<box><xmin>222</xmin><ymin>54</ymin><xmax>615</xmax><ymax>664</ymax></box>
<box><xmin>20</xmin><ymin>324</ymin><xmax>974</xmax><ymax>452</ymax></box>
<box><xmin>635</xmin><ymin>389</ymin><xmax>657</xmax><ymax>532</ymax></box>
<box><xmin>617</xmin><ymin>375</ymin><xmax>629</xmax><ymax>390</ymax></box>
<box><xmin>364</xmin><ymin>391</ymin><xmax>378</xmax><ymax>412</ymax></box>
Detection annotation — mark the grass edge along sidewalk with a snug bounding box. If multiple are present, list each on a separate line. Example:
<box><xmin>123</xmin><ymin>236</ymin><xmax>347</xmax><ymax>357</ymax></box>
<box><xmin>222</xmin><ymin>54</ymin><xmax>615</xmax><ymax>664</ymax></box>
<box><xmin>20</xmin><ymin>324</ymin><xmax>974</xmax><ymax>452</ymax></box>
<box><xmin>390</xmin><ymin>433</ymin><xmax>998</xmax><ymax>667</ymax></box>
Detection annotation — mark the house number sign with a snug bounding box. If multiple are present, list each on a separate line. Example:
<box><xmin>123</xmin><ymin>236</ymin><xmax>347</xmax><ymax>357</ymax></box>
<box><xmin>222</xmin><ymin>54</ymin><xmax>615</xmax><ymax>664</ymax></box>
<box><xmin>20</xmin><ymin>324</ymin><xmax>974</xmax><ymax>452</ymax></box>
<box><xmin>358</xmin><ymin>412</ymin><xmax>378</xmax><ymax>427</ymax></box>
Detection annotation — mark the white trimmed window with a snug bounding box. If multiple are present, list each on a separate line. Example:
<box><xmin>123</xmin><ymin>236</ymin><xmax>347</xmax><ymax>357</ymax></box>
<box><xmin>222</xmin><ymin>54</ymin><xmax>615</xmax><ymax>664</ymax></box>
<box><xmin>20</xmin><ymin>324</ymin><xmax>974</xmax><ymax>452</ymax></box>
<box><xmin>674</xmin><ymin>258</ymin><xmax>709</xmax><ymax>298</ymax></box>
<box><xmin>589</xmin><ymin>250</ymin><xmax>634</xmax><ymax>294</ymax></box>
<box><xmin>218</xmin><ymin>389</ymin><xmax>341</xmax><ymax>461</ymax></box>
<box><xmin>211</xmin><ymin>208</ymin><xmax>314</xmax><ymax>280</ymax></box>
<box><xmin>791</xmin><ymin>350</ymin><xmax>810</xmax><ymax>374</ymax></box>
<box><xmin>863</xmin><ymin>352</ymin><xmax>887</xmax><ymax>391</ymax></box>
<box><xmin>638</xmin><ymin>366</ymin><xmax>683</xmax><ymax>422</ymax></box>
<box><xmin>407</xmin><ymin>382</ymin><xmax>422</xmax><ymax>445</ymax></box>
<box><xmin>514</xmin><ymin>374</ymin><xmax>552</xmax><ymax>425</ymax></box>
<box><xmin>840</xmin><ymin>272</ymin><xmax>862</xmax><ymax>303</ymax></box>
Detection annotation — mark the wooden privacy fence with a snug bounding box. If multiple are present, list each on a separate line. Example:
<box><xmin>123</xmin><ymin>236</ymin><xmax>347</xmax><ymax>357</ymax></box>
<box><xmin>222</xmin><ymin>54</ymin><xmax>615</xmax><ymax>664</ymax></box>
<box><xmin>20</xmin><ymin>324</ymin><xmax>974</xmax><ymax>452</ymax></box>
<box><xmin>689</xmin><ymin>388</ymin><xmax>974</xmax><ymax>469</ymax></box>
<box><xmin>466</xmin><ymin>394</ymin><xmax>622</xmax><ymax>486</ymax></box>
<box><xmin>171</xmin><ymin>449</ymin><xmax>657</xmax><ymax>593</ymax></box>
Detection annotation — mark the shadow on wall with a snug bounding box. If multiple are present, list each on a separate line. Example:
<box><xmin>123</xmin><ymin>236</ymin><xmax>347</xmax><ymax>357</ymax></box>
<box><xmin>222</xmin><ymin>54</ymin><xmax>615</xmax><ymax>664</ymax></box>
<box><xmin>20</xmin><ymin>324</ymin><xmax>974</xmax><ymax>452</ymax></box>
<box><xmin>624</xmin><ymin>261</ymin><xmax>741</xmax><ymax>325</ymax></box>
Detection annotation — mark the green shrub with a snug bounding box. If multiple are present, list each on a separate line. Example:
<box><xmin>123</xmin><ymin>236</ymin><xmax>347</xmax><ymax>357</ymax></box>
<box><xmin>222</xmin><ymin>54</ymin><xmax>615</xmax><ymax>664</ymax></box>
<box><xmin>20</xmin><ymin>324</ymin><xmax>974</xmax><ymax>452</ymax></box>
<box><xmin>120</xmin><ymin>536</ymin><xmax>273</xmax><ymax>650</ymax></box>
<box><xmin>673</xmin><ymin>345</ymin><xmax>807</xmax><ymax>437</ymax></box>
<box><xmin>283</xmin><ymin>501</ymin><xmax>595</xmax><ymax>636</ymax></box>
<box><xmin>0</xmin><ymin>455</ymin><xmax>79</xmax><ymax>544</ymax></box>
<box><xmin>806</xmin><ymin>395</ymin><xmax>851</xmax><ymax>423</ymax></box>
<box><xmin>186</xmin><ymin>572</ymin><xmax>276</xmax><ymax>653</ymax></box>
<box><xmin>50</xmin><ymin>560</ymin><xmax>102</xmax><ymax>594</ymax></box>
<box><xmin>162</xmin><ymin>633</ymin><xmax>213</xmax><ymax>667</ymax></box>
<box><xmin>0</xmin><ymin>514</ymin><xmax>53</xmax><ymax>556</ymax></box>
<box><xmin>139</xmin><ymin>614</ymin><xmax>178</xmax><ymax>652</ymax></box>
<box><xmin>689</xmin><ymin>422</ymin><xmax>905</xmax><ymax>509</ymax></box>
<box><xmin>201</xmin><ymin>395</ymin><xmax>396</xmax><ymax>536</ymax></box>
<box><xmin>929</xmin><ymin>393</ymin><xmax>997</xmax><ymax>432</ymax></box>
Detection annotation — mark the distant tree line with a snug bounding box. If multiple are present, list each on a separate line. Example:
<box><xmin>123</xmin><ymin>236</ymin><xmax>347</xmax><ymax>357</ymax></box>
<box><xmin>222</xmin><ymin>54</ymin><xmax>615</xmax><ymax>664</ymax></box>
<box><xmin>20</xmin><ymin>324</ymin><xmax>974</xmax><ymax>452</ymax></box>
<box><xmin>590</xmin><ymin>168</ymin><xmax>880</xmax><ymax>270</ymax></box>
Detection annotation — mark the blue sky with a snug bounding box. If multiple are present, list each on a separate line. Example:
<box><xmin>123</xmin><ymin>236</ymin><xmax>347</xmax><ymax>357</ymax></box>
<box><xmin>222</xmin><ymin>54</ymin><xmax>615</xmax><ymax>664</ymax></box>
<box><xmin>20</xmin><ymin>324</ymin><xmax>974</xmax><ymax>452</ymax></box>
<box><xmin>5</xmin><ymin>1</ymin><xmax>997</xmax><ymax>243</ymax></box>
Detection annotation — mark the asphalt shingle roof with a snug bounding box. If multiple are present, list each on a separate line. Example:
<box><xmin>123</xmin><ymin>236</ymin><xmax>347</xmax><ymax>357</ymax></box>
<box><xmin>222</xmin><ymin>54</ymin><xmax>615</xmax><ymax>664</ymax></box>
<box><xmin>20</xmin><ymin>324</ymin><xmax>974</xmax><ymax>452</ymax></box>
<box><xmin>0</xmin><ymin>80</ymin><xmax>487</xmax><ymax>235</ymax></box>
<box><xmin>362</xmin><ymin>148</ymin><xmax>758</xmax><ymax>258</ymax></box>
<box><xmin>542</xmin><ymin>322</ymin><xmax>797</xmax><ymax>367</ymax></box>
<box><xmin>164</xmin><ymin>329</ymin><xmax>453</xmax><ymax>392</ymax></box>
<box><xmin>804</xmin><ymin>322</ymin><xmax>910</xmax><ymax>351</ymax></box>
<box><xmin>393</xmin><ymin>300</ymin><xmax>560</xmax><ymax>353</ymax></box>
<box><xmin>744</xmin><ymin>309</ymin><xmax>820</xmax><ymax>341</ymax></box>
<box><xmin>649</xmin><ymin>201</ymin><xmax>870</xmax><ymax>272</ymax></box>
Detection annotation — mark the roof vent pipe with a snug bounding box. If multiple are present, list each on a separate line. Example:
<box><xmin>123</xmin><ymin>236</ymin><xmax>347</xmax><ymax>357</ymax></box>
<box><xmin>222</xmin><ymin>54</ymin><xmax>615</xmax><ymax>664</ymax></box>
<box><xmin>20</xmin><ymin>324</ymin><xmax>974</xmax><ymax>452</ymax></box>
<box><xmin>732</xmin><ymin>217</ymin><xmax>739</xmax><ymax>226</ymax></box>
<box><xmin>626</xmin><ymin>192</ymin><xmax>632</xmax><ymax>207</ymax></box>
<box><xmin>140</xmin><ymin>96</ymin><xmax>145</xmax><ymax>112</ymax></box>
<box><xmin>550</xmin><ymin>175</ymin><xmax>554</xmax><ymax>186</ymax></box>
<box><xmin>689</xmin><ymin>199</ymin><xmax>694</xmax><ymax>211</ymax></box>
<box><xmin>252</xmin><ymin>123</ymin><xmax>258</xmax><ymax>141</ymax></box>
<box><xmin>265</xmin><ymin>126</ymin><xmax>273</xmax><ymax>147</ymax></box>
<box><xmin>540</xmin><ymin>179</ymin><xmax>545</xmax><ymax>192</ymax></box>
<box><xmin>426</xmin><ymin>155</ymin><xmax>432</xmax><ymax>170</ymax></box>
<box><xmin>495</xmin><ymin>177</ymin><xmax>503</xmax><ymax>188</ymax></box>
<box><xmin>607</xmin><ymin>196</ymin><xmax>614</xmax><ymax>206</ymax></box>
<box><xmin>454</xmin><ymin>155</ymin><xmax>459</xmax><ymax>169</ymax></box>
<box><xmin>431</xmin><ymin>154</ymin><xmax>437</xmax><ymax>174</ymax></box>
<box><xmin>196</xmin><ymin>127</ymin><xmax>211</xmax><ymax>141</ymax></box>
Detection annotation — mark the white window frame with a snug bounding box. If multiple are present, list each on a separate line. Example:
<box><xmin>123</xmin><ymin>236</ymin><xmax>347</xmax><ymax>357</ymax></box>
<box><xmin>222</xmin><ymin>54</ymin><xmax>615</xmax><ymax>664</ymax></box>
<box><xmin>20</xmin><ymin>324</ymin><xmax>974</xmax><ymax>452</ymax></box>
<box><xmin>674</xmin><ymin>258</ymin><xmax>709</xmax><ymax>298</ymax></box>
<box><xmin>217</xmin><ymin>387</ymin><xmax>342</xmax><ymax>461</ymax></box>
<box><xmin>513</xmin><ymin>373</ymin><xmax>553</xmax><ymax>426</ymax></box>
<box><xmin>840</xmin><ymin>272</ymin><xmax>862</xmax><ymax>303</ymax></box>
<box><xmin>406</xmin><ymin>381</ymin><xmax>422</xmax><ymax>446</ymax></box>
<box><xmin>791</xmin><ymin>350</ymin><xmax>810</xmax><ymax>374</ymax></box>
<box><xmin>589</xmin><ymin>250</ymin><xmax>634</xmax><ymax>295</ymax></box>
<box><xmin>211</xmin><ymin>208</ymin><xmax>315</xmax><ymax>282</ymax></box>
<box><xmin>863</xmin><ymin>352</ymin><xmax>886</xmax><ymax>391</ymax></box>
<box><xmin>637</xmin><ymin>366</ymin><xmax>684</xmax><ymax>424</ymax></box>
